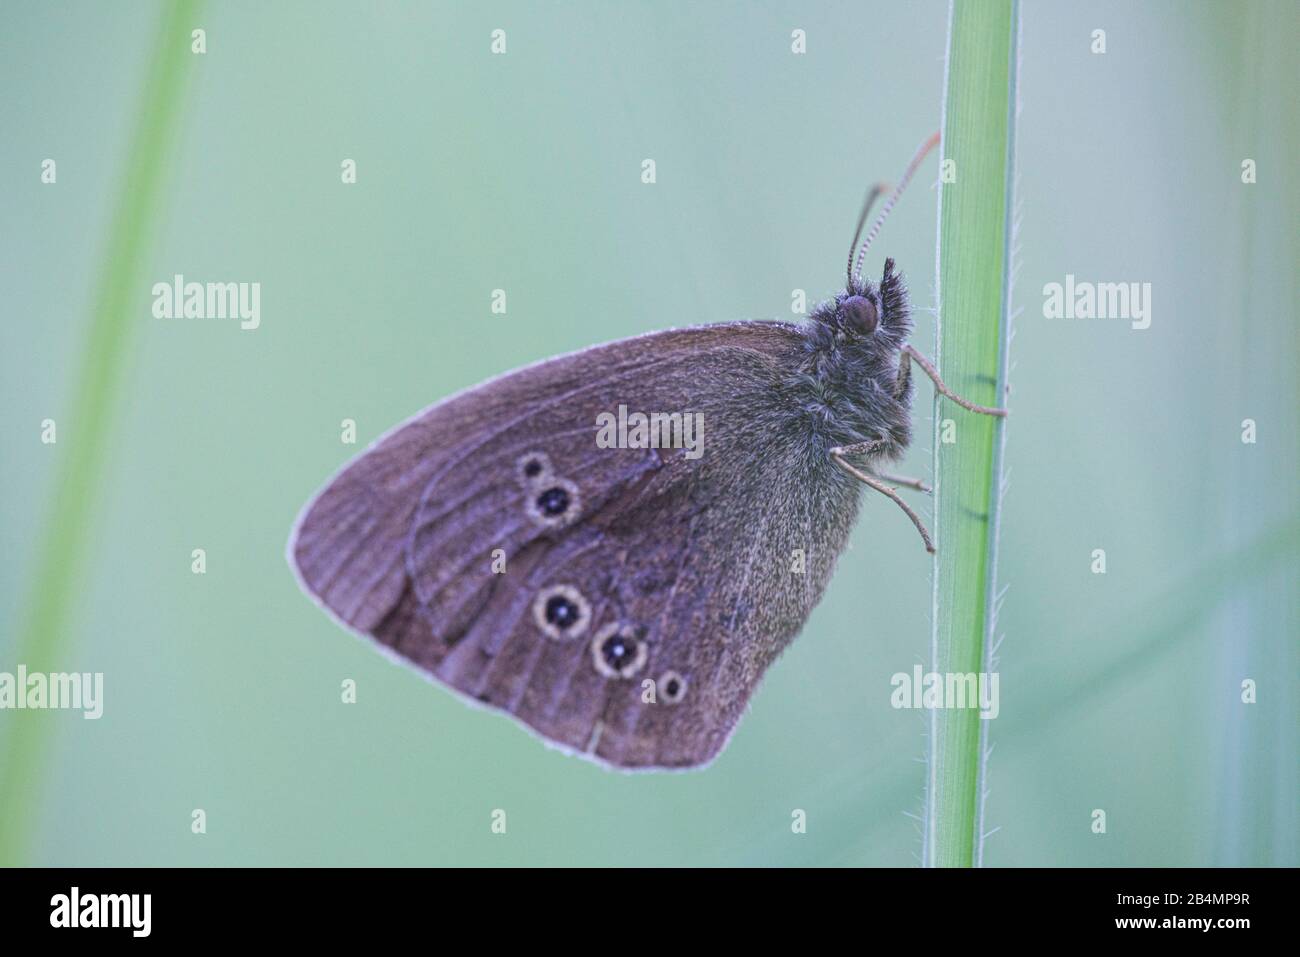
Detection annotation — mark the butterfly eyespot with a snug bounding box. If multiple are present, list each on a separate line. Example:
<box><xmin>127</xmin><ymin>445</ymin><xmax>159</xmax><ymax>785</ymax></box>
<box><xmin>515</xmin><ymin>452</ymin><xmax>552</xmax><ymax>486</ymax></box>
<box><xmin>538</xmin><ymin>487</ymin><xmax>568</xmax><ymax>514</ymax></box>
<box><xmin>591</xmin><ymin>623</ymin><xmax>648</xmax><ymax>679</ymax></box>
<box><xmin>533</xmin><ymin>585</ymin><xmax>591</xmax><ymax>640</ymax></box>
<box><xmin>526</xmin><ymin>478</ymin><xmax>580</xmax><ymax>527</ymax></box>
<box><xmin>658</xmin><ymin>670</ymin><xmax>687</xmax><ymax>704</ymax></box>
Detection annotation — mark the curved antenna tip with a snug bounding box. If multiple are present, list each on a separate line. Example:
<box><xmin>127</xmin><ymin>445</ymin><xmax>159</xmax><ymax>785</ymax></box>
<box><xmin>850</xmin><ymin>132</ymin><xmax>942</xmax><ymax>286</ymax></box>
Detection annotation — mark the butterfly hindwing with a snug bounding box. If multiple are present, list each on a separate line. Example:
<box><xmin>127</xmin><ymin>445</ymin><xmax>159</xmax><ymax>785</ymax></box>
<box><xmin>290</xmin><ymin>322</ymin><xmax>860</xmax><ymax>768</ymax></box>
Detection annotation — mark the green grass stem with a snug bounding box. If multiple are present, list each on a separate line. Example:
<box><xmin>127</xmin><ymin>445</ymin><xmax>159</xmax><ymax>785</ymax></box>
<box><xmin>923</xmin><ymin>0</ymin><xmax>1020</xmax><ymax>868</ymax></box>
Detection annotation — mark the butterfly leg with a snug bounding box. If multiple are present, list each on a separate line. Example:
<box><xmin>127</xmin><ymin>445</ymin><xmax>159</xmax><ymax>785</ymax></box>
<box><xmin>901</xmin><ymin>344</ymin><xmax>1007</xmax><ymax>417</ymax></box>
<box><xmin>831</xmin><ymin>450</ymin><xmax>935</xmax><ymax>554</ymax></box>
<box><xmin>830</xmin><ymin>439</ymin><xmax>932</xmax><ymax>494</ymax></box>
<box><xmin>873</xmin><ymin>471</ymin><xmax>931</xmax><ymax>493</ymax></box>
<box><xmin>831</xmin><ymin>438</ymin><xmax>887</xmax><ymax>457</ymax></box>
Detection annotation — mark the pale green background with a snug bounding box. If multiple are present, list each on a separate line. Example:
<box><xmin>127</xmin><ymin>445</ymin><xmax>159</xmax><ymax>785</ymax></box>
<box><xmin>2</xmin><ymin>1</ymin><xmax>1295</xmax><ymax>866</ymax></box>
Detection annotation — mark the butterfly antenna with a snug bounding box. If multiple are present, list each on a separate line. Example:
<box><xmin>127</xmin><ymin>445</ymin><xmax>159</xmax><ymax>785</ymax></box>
<box><xmin>851</xmin><ymin>130</ymin><xmax>941</xmax><ymax>287</ymax></box>
<box><xmin>846</xmin><ymin>183</ymin><xmax>886</xmax><ymax>288</ymax></box>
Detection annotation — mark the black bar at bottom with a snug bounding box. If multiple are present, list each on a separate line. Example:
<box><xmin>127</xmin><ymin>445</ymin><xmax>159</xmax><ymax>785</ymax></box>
<box><xmin>0</xmin><ymin>866</ymin><xmax>1278</xmax><ymax>941</ymax></box>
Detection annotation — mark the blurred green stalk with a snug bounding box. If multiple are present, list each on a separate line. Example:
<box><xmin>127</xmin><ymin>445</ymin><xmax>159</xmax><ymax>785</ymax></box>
<box><xmin>923</xmin><ymin>0</ymin><xmax>1019</xmax><ymax>868</ymax></box>
<box><xmin>0</xmin><ymin>0</ymin><xmax>202</xmax><ymax>864</ymax></box>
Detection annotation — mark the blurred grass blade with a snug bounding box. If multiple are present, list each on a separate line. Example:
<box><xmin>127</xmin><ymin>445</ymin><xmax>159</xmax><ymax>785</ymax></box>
<box><xmin>0</xmin><ymin>0</ymin><xmax>202</xmax><ymax>865</ymax></box>
<box><xmin>923</xmin><ymin>0</ymin><xmax>1019</xmax><ymax>868</ymax></box>
<box><xmin>758</xmin><ymin>512</ymin><xmax>1300</xmax><ymax>867</ymax></box>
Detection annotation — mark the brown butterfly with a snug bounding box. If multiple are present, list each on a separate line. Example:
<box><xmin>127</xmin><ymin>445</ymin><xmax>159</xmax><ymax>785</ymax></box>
<box><xmin>287</xmin><ymin>135</ymin><xmax>1004</xmax><ymax>770</ymax></box>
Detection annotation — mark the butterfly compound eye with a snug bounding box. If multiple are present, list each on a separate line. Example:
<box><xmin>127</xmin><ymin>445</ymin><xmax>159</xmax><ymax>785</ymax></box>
<box><xmin>841</xmin><ymin>295</ymin><xmax>879</xmax><ymax>335</ymax></box>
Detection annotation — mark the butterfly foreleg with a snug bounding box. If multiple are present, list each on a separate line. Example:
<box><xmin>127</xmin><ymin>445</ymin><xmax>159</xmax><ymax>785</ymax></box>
<box><xmin>900</xmin><ymin>344</ymin><xmax>1007</xmax><ymax>417</ymax></box>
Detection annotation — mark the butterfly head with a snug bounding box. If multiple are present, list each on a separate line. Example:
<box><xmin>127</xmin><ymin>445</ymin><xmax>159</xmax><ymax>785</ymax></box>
<box><xmin>818</xmin><ymin>256</ymin><xmax>913</xmax><ymax>352</ymax></box>
<box><xmin>796</xmin><ymin>257</ymin><xmax>915</xmax><ymax>458</ymax></box>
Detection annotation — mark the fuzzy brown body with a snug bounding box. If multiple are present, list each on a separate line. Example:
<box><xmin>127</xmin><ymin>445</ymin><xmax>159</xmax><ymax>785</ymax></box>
<box><xmin>289</xmin><ymin>261</ymin><xmax>915</xmax><ymax>769</ymax></box>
